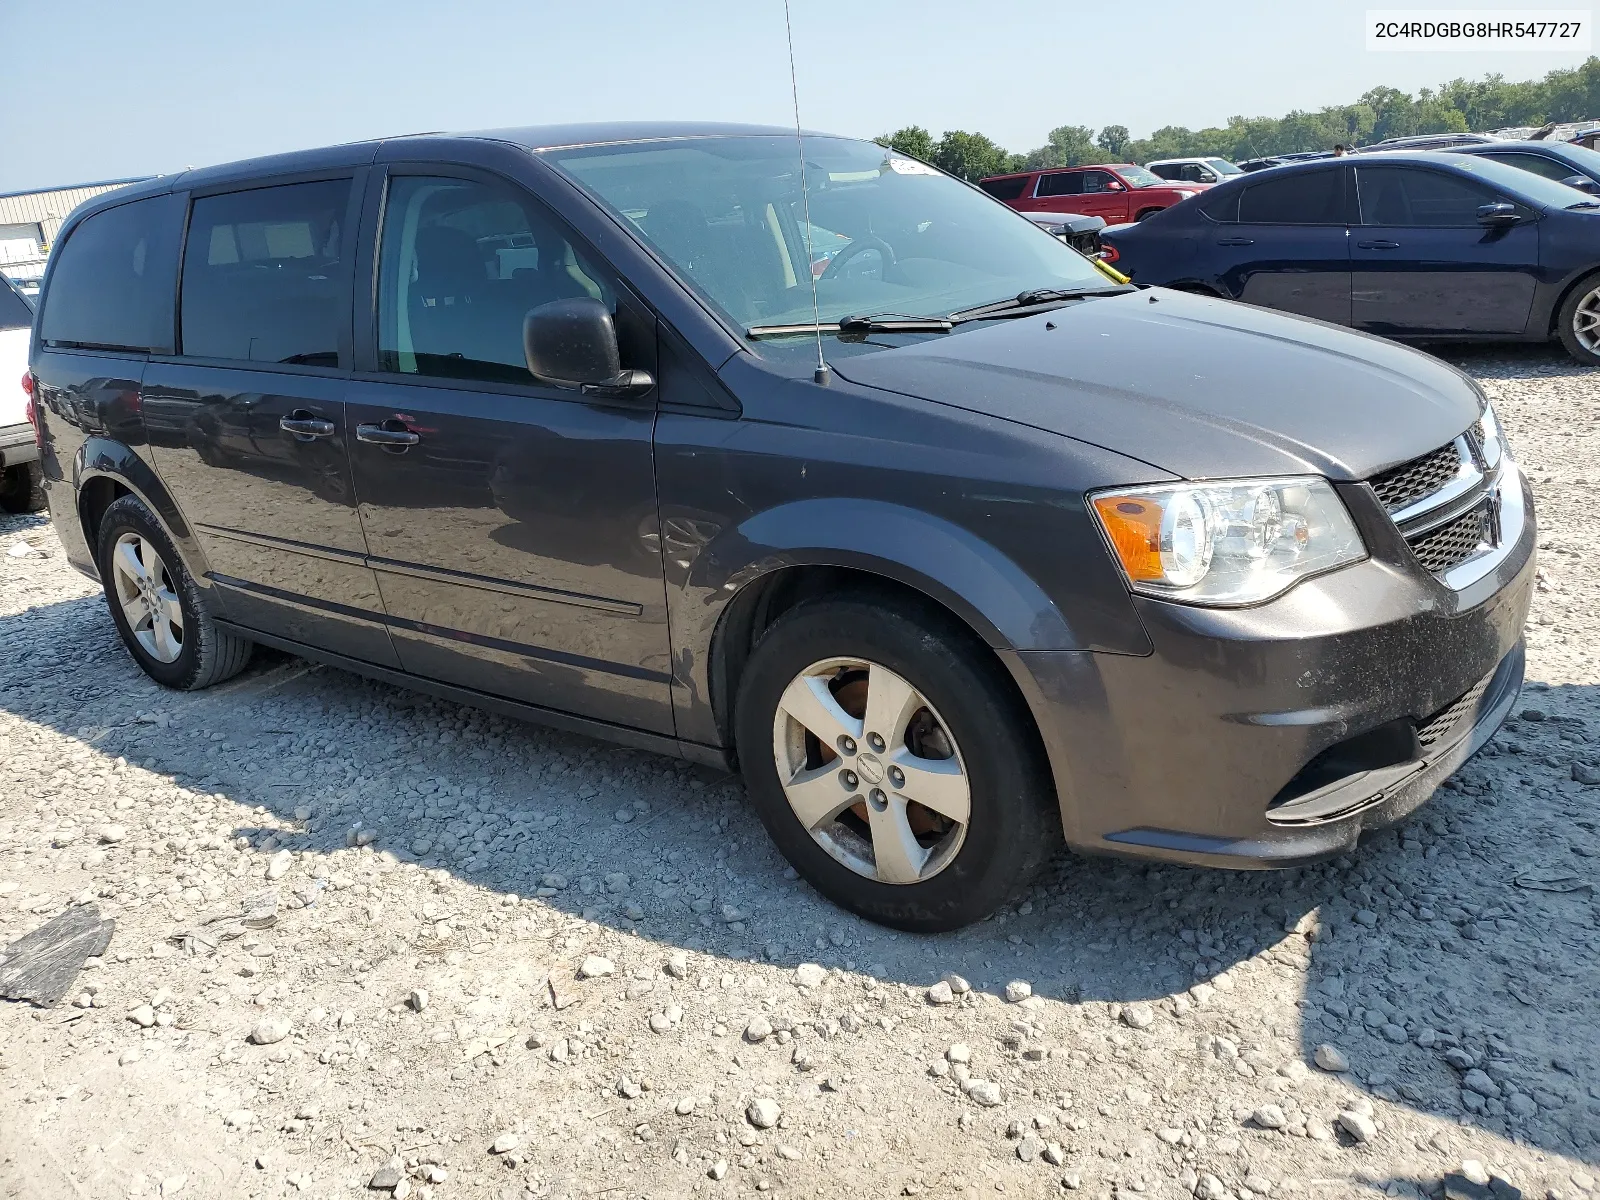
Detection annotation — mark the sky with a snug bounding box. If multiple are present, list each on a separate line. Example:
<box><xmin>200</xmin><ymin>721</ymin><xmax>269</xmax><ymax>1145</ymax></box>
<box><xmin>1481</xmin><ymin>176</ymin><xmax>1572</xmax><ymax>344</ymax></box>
<box><xmin>2</xmin><ymin>0</ymin><xmax>1595</xmax><ymax>192</ymax></box>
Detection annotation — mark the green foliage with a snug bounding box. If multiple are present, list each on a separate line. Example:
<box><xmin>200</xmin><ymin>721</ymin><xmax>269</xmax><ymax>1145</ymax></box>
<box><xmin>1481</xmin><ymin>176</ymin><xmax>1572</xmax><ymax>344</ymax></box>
<box><xmin>874</xmin><ymin>126</ymin><xmax>935</xmax><ymax>162</ymax></box>
<box><xmin>929</xmin><ymin>130</ymin><xmax>1020</xmax><ymax>181</ymax></box>
<box><xmin>885</xmin><ymin>59</ymin><xmax>1600</xmax><ymax>179</ymax></box>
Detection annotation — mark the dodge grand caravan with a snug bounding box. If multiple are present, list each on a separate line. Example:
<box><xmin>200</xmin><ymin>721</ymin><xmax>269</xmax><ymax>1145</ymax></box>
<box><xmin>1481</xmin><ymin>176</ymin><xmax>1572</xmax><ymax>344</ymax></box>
<box><xmin>27</xmin><ymin>124</ymin><xmax>1535</xmax><ymax>931</ymax></box>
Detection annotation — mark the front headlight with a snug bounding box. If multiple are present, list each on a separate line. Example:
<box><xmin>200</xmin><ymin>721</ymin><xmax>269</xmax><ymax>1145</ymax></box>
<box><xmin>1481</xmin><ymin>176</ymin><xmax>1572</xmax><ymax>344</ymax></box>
<box><xmin>1090</xmin><ymin>476</ymin><xmax>1367</xmax><ymax>606</ymax></box>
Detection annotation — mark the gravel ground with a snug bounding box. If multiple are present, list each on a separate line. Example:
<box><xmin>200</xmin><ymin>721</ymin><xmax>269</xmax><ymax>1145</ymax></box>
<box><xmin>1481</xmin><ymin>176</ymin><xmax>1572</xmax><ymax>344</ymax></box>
<box><xmin>0</xmin><ymin>344</ymin><xmax>1596</xmax><ymax>1200</ymax></box>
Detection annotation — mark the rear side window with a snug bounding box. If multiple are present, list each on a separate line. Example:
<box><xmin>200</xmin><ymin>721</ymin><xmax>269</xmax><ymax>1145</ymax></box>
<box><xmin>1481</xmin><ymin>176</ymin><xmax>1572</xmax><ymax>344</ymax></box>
<box><xmin>1149</xmin><ymin>164</ymin><xmax>1180</xmax><ymax>180</ymax></box>
<box><xmin>0</xmin><ymin>279</ymin><xmax>31</xmax><ymax>330</ymax></box>
<box><xmin>1238</xmin><ymin>169</ymin><xmax>1347</xmax><ymax>224</ymax></box>
<box><xmin>1036</xmin><ymin>172</ymin><xmax>1084</xmax><ymax>198</ymax></box>
<box><xmin>1357</xmin><ymin>167</ymin><xmax>1499</xmax><ymax>227</ymax></box>
<box><xmin>979</xmin><ymin>176</ymin><xmax>1028</xmax><ymax>201</ymax></box>
<box><xmin>1199</xmin><ymin>187</ymin><xmax>1240</xmax><ymax>223</ymax></box>
<box><xmin>39</xmin><ymin>194</ymin><xmax>182</xmax><ymax>352</ymax></box>
<box><xmin>180</xmin><ymin>179</ymin><xmax>352</xmax><ymax>366</ymax></box>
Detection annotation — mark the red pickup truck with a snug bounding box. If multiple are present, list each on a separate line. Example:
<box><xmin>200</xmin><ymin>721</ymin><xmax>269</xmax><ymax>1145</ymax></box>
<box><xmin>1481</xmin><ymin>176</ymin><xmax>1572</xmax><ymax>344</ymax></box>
<box><xmin>978</xmin><ymin>163</ymin><xmax>1209</xmax><ymax>224</ymax></box>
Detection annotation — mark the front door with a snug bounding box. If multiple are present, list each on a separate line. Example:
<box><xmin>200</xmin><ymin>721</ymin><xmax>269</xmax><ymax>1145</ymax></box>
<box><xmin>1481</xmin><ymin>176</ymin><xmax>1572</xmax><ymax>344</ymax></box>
<box><xmin>1215</xmin><ymin>166</ymin><xmax>1352</xmax><ymax>324</ymax></box>
<box><xmin>1351</xmin><ymin>164</ymin><xmax>1540</xmax><ymax>335</ymax></box>
<box><xmin>346</xmin><ymin>168</ymin><xmax>673</xmax><ymax>734</ymax></box>
<box><xmin>142</xmin><ymin>174</ymin><xmax>400</xmax><ymax>666</ymax></box>
<box><xmin>1030</xmin><ymin>170</ymin><xmax>1129</xmax><ymax>223</ymax></box>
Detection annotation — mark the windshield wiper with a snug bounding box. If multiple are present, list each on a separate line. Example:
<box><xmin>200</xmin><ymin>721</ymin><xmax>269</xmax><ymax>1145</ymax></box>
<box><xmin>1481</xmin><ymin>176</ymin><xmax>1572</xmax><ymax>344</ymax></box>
<box><xmin>745</xmin><ymin>313</ymin><xmax>953</xmax><ymax>338</ymax></box>
<box><xmin>947</xmin><ymin>285</ymin><xmax>1133</xmax><ymax>322</ymax></box>
<box><xmin>1568</xmin><ymin>200</ymin><xmax>1600</xmax><ymax>209</ymax></box>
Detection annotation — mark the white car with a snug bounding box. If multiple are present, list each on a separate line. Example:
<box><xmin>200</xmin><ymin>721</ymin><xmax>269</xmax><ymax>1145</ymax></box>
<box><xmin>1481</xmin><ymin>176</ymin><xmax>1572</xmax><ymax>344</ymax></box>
<box><xmin>1145</xmin><ymin>157</ymin><xmax>1244</xmax><ymax>185</ymax></box>
<box><xmin>0</xmin><ymin>274</ymin><xmax>42</xmax><ymax>512</ymax></box>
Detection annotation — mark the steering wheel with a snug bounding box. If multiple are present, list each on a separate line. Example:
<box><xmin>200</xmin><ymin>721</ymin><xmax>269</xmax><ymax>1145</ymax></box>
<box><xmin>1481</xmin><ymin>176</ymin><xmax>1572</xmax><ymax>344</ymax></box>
<box><xmin>819</xmin><ymin>236</ymin><xmax>897</xmax><ymax>282</ymax></box>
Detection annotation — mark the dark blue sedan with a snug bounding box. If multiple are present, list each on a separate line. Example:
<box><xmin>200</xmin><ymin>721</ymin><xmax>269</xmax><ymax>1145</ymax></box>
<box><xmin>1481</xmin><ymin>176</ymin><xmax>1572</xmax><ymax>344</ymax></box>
<box><xmin>1099</xmin><ymin>152</ymin><xmax>1600</xmax><ymax>364</ymax></box>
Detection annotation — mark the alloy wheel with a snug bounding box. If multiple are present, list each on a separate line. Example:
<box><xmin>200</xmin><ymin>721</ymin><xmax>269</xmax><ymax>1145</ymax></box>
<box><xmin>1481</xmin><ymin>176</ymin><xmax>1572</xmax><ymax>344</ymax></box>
<box><xmin>1574</xmin><ymin>286</ymin><xmax>1600</xmax><ymax>353</ymax></box>
<box><xmin>110</xmin><ymin>532</ymin><xmax>185</xmax><ymax>664</ymax></box>
<box><xmin>771</xmin><ymin>656</ymin><xmax>970</xmax><ymax>885</ymax></box>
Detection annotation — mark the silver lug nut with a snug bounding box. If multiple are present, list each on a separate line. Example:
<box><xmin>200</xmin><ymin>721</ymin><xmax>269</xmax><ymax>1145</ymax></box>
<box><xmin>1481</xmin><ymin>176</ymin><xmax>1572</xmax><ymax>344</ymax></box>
<box><xmin>841</xmin><ymin>769</ymin><xmax>859</xmax><ymax>789</ymax></box>
<box><xmin>888</xmin><ymin>766</ymin><xmax>905</xmax><ymax>788</ymax></box>
<box><xmin>837</xmin><ymin>735</ymin><xmax>857</xmax><ymax>756</ymax></box>
<box><xmin>867</xmin><ymin>732</ymin><xmax>886</xmax><ymax>753</ymax></box>
<box><xmin>868</xmin><ymin>788</ymin><xmax>888</xmax><ymax>811</ymax></box>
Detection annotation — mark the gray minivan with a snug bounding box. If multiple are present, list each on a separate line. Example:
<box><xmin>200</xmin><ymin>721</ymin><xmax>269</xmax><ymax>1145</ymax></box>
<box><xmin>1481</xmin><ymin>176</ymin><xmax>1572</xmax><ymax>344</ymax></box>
<box><xmin>27</xmin><ymin>124</ymin><xmax>1534</xmax><ymax>930</ymax></box>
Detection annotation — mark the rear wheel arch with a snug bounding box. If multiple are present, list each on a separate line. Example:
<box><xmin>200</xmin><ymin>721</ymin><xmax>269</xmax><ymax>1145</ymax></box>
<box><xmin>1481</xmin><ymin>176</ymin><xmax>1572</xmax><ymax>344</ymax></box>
<box><xmin>1134</xmin><ymin>206</ymin><xmax>1165</xmax><ymax>222</ymax></box>
<box><xmin>73</xmin><ymin>438</ymin><xmax>208</xmax><ymax>579</ymax></box>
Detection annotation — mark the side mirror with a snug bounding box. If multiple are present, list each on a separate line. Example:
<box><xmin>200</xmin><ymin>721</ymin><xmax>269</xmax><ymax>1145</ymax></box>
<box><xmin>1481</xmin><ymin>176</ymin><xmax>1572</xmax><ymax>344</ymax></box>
<box><xmin>1104</xmin><ymin>180</ymin><xmax>1125</xmax><ymax>192</ymax></box>
<box><xmin>1561</xmin><ymin>174</ymin><xmax>1600</xmax><ymax>195</ymax></box>
<box><xmin>1476</xmin><ymin>202</ymin><xmax>1520</xmax><ymax>226</ymax></box>
<box><xmin>523</xmin><ymin>298</ymin><xmax>654</xmax><ymax>397</ymax></box>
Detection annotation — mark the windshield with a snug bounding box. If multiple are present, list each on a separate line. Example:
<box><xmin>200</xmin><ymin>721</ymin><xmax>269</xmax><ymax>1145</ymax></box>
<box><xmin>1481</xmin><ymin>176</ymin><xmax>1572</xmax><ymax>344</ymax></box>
<box><xmin>1116</xmin><ymin>165</ymin><xmax>1166</xmax><ymax>188</ymax></box>
<box><xmin>1446</xmin><ymin>153</ymin><xmax>1600</xmax><ymax>208</ymax></box>
<box><xmin>1205</xmin><ymin>158</ymin><xmax>1243</xmax><ymax>176</ymax></box>
<box><xmin>1545</xmin><ymin>142</ymin><xmax>1600</xmax><ymax>175</ymax></box>
<box><xmin>547</xmin><ymin>135</ymin><xmax>1107</xmax><ymax>335</ymax></box>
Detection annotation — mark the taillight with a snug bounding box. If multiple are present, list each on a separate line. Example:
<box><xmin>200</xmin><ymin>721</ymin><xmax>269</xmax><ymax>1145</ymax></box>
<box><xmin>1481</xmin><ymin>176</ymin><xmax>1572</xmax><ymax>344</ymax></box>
<box><xmin>1099</xmin><ymin>244</ymin><xmax>1120</xmax><ymax>264</ymax></box>
<box><xmin>22</xmin><ymin>372</ymin><xmax>41</xmax><ymax>448</ymax></box>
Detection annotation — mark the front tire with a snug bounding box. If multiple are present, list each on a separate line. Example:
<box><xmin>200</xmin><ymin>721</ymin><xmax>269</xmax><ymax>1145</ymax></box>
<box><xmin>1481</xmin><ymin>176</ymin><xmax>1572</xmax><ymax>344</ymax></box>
<box><xmin>734</xmin><ymin>596</ymin><xmax>1060</xmax><ymax>932</ymax></box>
<box><xmin>1556</xmin><ymin>271</ymin><xmax>1600</xmax><ymax>365</ymax></box>
<box><xmin>0</xmin><ymin>462</ymin><xmax>45</xmax><ymax>513</ymax></box>
<box><xmin>97</xmin><ymin>494</ymin><xmax>253</xmax><ymax>690</ymax></box>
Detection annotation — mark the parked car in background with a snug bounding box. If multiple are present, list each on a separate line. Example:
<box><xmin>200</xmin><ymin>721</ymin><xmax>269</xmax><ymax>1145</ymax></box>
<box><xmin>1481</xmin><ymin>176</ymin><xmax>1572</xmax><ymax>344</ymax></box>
<box><xmin>1146</xmin><ymin>157</ymin><xmax>1243</xmax><ymax>184</ymax></box>
<box><xmin>1359</xmin><ymin>133</ymin><xmax>1499</xmax><ymax>153</ymax></box>
<box><xmin>0</xmin><ymin>274</ymin><xmax>42</xmax><ymax>512</ymax></box>
<box><xmin>1099</xmin><ymin>152</ymin><xmax>1600</xmax><ymax>363</ymax></box>
<box><xmin>979</xmin><ymin>163</ymin><xmax>1208</xmax><ymax>223</ymax></box>
<box><xmin>1020</xmin><ymin>210</ymin><xmax>1106</xmax><ymax>256</ymax></box>
<box><xmin>28</xmin><ymin>124</ymin><xmax>1533</xmax><ymax>931</ymax></box>
<box><xmin>1448</xmin><ymin>139</ymin><xmax>1600</xmax><ymax>195</ymax></box>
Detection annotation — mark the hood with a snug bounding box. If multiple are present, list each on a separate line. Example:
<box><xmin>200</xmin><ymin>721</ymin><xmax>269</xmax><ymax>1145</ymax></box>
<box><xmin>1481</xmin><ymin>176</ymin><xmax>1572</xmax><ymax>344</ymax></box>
<box><xmin>829</xmin><ymin>289</ymin><xmax>1482</xmax><ymax>481</ymax></box>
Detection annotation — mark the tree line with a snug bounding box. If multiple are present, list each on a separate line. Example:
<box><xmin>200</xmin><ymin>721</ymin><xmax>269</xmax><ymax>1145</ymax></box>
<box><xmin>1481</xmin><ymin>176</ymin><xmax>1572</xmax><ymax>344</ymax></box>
<box><xmin>876</xmin><ymin>58</ymin><xmax>1600</xmax><ymax>181</ymax></box>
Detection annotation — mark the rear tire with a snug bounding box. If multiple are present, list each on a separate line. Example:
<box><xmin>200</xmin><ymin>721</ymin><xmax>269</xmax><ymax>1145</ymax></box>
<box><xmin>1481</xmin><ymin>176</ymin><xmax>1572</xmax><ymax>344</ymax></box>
<box><xmin>0</xmin><ymin>462</ymin><xmax>45</xmax><ymax>513</ymax></box>
<box><xmin>733</xmin><ymin>595</ymin><xmax>1060</xmax><ymax>932</ymax></box>
<box><xmin>1556</xmin><ymin>271</ymin><xmax>1600</xmax><ymax>365</ymax></box>
<box><xmin>97</xmin><ymin>494</ymin><xmax>253</xmax><ymax>690</ymax></box>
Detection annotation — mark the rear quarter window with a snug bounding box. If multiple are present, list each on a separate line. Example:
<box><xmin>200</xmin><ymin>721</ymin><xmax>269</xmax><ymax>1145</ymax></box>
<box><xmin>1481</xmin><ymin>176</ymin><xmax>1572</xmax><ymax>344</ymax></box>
<box><xmin>0</xmin><ymin>279</ymin><xmax>31</xmax><ymax>330</ymax></box>
<box><xmin>979</xmin><ymin>176</ymin><xmax>1028</xmax><ymax>201</ymax></box>
<box><xmin>39</xmin><ymin>194</ymin><xmax>183</xmax><ymax>353</ymax></box>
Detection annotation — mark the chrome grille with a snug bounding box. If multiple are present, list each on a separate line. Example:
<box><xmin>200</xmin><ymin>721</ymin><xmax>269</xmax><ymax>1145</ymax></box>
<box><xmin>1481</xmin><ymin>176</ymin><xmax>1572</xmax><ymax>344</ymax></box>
<box><xmin>1409</xmin><ymin>501</ymin><xmax>1494</xmax><ymax>575</ymax></box>
<box><xmin>1370</xmin><ymin>443</ymin><xmax>1464</xmax><ymax>511</ymax></box>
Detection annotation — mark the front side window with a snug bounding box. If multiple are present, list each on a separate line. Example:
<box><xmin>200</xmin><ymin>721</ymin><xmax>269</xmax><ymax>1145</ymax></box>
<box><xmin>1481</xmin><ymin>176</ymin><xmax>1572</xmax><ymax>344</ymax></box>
<box><xmin>1357</xmin><ymin>167</ymin><xmax>1497</xmax><ymax>226</ymax></box>
<box><xmin>377</xmin><ymin>175</ymin><xmax>612</xmax><ymax>384</ymax></box>
<box><xmin>1078</xmin><ymin>171</ymin><xmax>1117</xmax><ymax>194</ymax></box>
<box><xmin>1036</xmin><ymin>171</ymin><xmax>1083</xmax><ymax>198</ymax></box>
<box><xmin>1482</xmin><ymin>152</ymin><xmax>1579</xmax><ymax>183</ymax></box>
<box><xmin>1148</xmin><ymin>164</ymin><xmax>1180</xmax><ymax>180</ymax></box>
<box><xmin>180</xmin><ymin>180</ymin><xmax>351</xmax><ymax>365</ymax></box>
<box><xmin>39</xmin><ymin>194</ymin><xmax>182</xmax><ymax>353</ymax></box>
<box><xmin>548</xmin><ymin>136</ymin><xmax>1109</xmax><ymax>337</ymax></box>
<box><xmin>1238</xmin><ymin>169</ymin><xmax>1347</xmax><ymax>224</ymax></box>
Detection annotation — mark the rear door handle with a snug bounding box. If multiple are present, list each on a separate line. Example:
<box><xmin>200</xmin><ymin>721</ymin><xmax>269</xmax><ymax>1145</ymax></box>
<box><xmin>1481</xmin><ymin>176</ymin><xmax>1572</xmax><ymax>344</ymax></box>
<box><xmin>1216</xmin><ymin>237</ymin><xmax>1255</xmax><ymax>246</ymax></box>
<box><xmin>1357</xmin><ymin>240</ymin><xmax>1401</xmax><ymax>249</ymax></box>
<box><xmin>279</xmin><ymin>411</ymin><xmax>336</xmax><ymax>439</ymax></box>
<box><xmin>356</xmin><ymin>421</ymin><xmax>421</xmax><ymax>447</ymax></box>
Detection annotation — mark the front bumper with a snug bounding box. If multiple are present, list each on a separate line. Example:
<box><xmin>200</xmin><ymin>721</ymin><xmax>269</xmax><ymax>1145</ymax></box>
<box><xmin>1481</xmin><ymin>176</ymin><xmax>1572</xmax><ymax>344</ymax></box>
<box><xmin>0</xmin><ymin>421</ymin><xmax>37</xmax><ymax>469</ymax></box>
<box><xmin>1006</xmin><ymin>462</ymin><xmax>1536</xmax><ymax>868</ymax></box>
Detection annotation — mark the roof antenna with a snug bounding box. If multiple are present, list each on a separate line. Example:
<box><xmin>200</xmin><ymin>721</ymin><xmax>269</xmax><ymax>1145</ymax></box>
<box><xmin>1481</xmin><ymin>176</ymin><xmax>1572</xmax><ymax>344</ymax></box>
<box><xmin>783</xmin><ymin>0</ymin><xmax>830</xmax><ymax>386</ymax></box>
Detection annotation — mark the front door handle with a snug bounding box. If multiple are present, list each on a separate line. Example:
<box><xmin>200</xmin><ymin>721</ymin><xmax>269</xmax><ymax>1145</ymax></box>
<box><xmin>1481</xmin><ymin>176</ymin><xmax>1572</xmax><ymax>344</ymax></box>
<box><xmin>355</xmin><ymin>421</ymin><xmax>421</xmax><ymax>448</ymax></box>
<box><xmin>1216</xmin><ymin>237</ymin><xmax>1255</xmax><ymax>246</ymax></box>
<box><xmin>279</xmin><ymin>411</ymin><xmax>336</xmax><ymax>439</ymax></box>
<box><xmin>1357</xmin><ymin>240</ymin><xmax>1401</xmax><ymax>249</ymax></box>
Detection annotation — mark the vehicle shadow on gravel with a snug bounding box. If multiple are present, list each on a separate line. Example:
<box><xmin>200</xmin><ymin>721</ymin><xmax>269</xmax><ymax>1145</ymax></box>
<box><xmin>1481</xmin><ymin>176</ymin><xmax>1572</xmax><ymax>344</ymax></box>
<box><xmin>2</xmin><ymin>578</ymin><xmax>1597</xmax><ymax>1169</ymax></box>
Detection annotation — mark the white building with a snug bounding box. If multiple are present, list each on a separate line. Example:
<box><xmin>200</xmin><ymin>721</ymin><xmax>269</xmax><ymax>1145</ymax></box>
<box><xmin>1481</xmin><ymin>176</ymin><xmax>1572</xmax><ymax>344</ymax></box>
<box><xmin>0</xmin><ymin>178</ymin><xmax>150</xmax><ymax>294</ymax></box>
